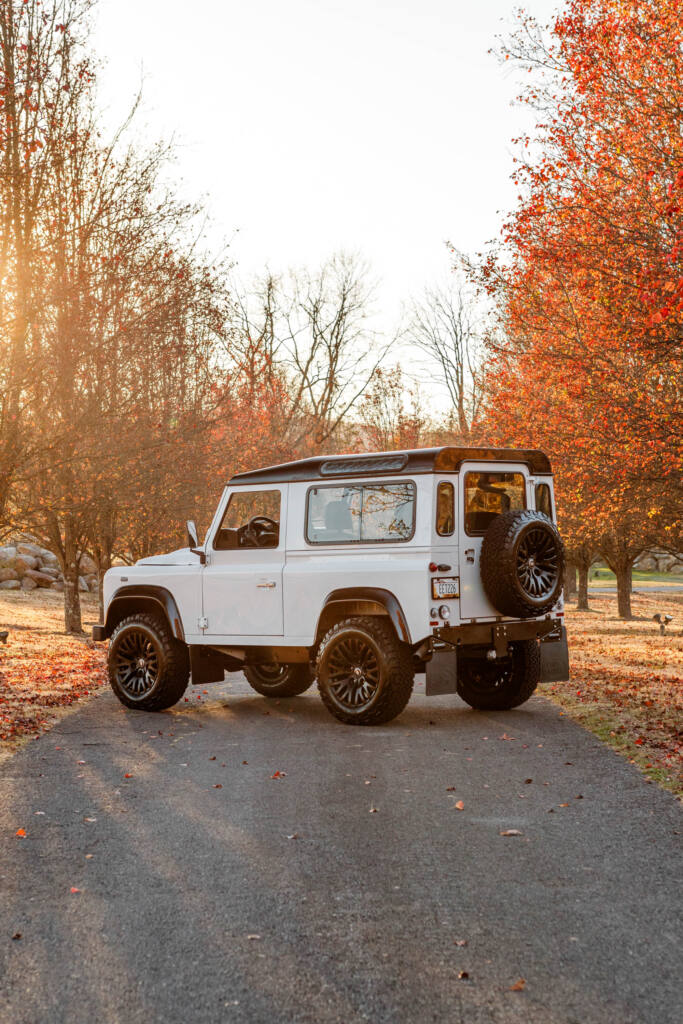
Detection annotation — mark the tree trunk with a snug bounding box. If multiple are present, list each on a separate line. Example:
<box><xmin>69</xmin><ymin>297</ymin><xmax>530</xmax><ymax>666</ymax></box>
<box><xmin>61</xmin><ymin>520</ymin><xmax>83</xmax><ymax>634</ymax></box>
<box><xmin>564</xmin><ymin>561</ymin><xmax>577</xmax><ymax>602</ymax></box>
<box><xmin>577</xmin><ymin>563</ymin><xmax>590</xmax><ymax>610</ymax></box>
<box><xmin>615</xmin><ymin>564</ymin><xmax>633</xmax><ymax>620</ymax></box>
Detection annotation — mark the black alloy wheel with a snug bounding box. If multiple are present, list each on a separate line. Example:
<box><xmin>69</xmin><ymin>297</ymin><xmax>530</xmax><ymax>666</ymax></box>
<box><xmin>244</xmin><ymin>662</ymin><xmax>313</xmax><ymax>698</ymax></box>
<box><xmin>112</xmin><ymin>626</ymin><xmax>161</xmax><ymax>700</ymax></box>
<box><xmin>316</xmin><ymin>616</ymin><xmax>414</xmax><ymax>726</ymax></box>
<box><xmin>107</xmin><ymin>612</ymin><xmax>189</xmax><ymax>711</ymax></box>
<box><xmin>480</xmin><ymin>510</ymin><xmax>565</xmax><ymax>618</ymax></box>
<box><xmin>326</xmin><ymin>632</ymin><xmax>381</xmax><ymax>709</ymax></box>
<box><xmin>456</xmin><ymin>639</ymin><xmax>541</xmax><ymax>711</ymax></box>
<box><xmin>516</xmin><ymin>525</ymin><xmax>560</xmax><ymax>599</ymax></box>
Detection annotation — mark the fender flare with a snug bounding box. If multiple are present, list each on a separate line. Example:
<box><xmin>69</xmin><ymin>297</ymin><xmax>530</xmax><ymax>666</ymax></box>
<box><xmin>316</xmin><ymin>587</ymin><xmax>411</xmax><ymax>644</ymax></box>
<box><xmin>104</xmin><ymin>585</ymin><xmax>185</xmax><ymax>641</ymax></box>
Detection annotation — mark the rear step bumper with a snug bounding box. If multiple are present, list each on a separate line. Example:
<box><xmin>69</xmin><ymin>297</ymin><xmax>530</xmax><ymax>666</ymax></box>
<box><xmin>434</xmin><ymin>616</ymin><xmax>559</xmax><ymax>655</ymax></box>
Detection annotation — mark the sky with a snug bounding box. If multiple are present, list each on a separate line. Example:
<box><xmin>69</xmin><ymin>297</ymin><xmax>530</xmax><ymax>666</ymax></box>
<box><xmin>92</xmin><ymin>0</ymin><xmax>559</xmax><ymax>334</ymax></box>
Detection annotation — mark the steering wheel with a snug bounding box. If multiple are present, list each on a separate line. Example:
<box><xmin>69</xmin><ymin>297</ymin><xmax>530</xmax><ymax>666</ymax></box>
<box><xmin>240</xmin><ymin>515</ymin><xmax>279</xmax><ymax>548</ymax></box>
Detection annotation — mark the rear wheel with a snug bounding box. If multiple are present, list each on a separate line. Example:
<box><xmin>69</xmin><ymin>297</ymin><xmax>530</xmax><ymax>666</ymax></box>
<box><xmin>316</xmin><ymin>616</ymin><xmax>414</xmax><ymax>725</ymax></box>
<box><xmin>108</xmin><ymin>612</ymin><xmax>189</xmax><ymax>711</ymax></box>
<box><xmin>456</xmin><ymin>640</ymin><xmax>540</xmax><ymax>711</ymax></box>
<box><xmin>244</xmin><ymin>662</ymin><xmax>313</xmax><ymax>698</ymax></box>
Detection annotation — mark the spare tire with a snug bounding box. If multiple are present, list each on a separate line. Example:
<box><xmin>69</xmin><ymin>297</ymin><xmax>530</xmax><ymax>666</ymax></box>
<box><xmin>480</xmin><ymin>509</ymin><xmax>564</xmax><ymax>618</ymax></box>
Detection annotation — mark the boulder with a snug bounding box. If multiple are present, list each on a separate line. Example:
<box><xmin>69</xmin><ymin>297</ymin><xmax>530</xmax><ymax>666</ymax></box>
<box><xmin>21</xmin><ymin>576</ymin><xmax>38</xmax><ymax>591</ymax></box>
<box><xmin>38</xmin><ymin>548</ymin><xmax>59</xmax><ymax>567</ymax></box>
<box><xmin>0</xmin><ymin>545</ymin><xmax>17</xmax><ymax>566</ymax></box>
<box><xmin>14</xmin><ymin>554</ymin><xmax>39</xmax><ymax>573</ymax></box>
<box><xmin>51</xmin><ymin>581</ymin><xmax>64</xmax><ymax>592</ymax></box>
<box><xmin>0</xmin><ymin>567</ymin><xmax>19</xmax><ymax>583</ymax></box>
<box><xmin>78</xmin><ymin>553</ymin><xmax>98</xmax><ymax>575</ymax></box>
<box><xmin>78</xmin><ymin>576</ymin><xmax>90</xmax><ymax>592</ymax></box>
<box><xmin>35</xmin><ymin>564</ymin><xmax>59</xmax><ymax>579</ymax></box>
<box><xmin>25</xmin><ymin>569</ymin><xmax>55</xmax><ymax>589</ymax></box>
<box><xmin>17</xmin><ymin>542</ymin><xmax>42</xmax><ymax>558</ymax></box>
<box><xmin>0</xmin><ymin>579</ymin><xmax>21</xmax><ymax>590</ymax></box>
<box><xmin>635</xmin><ymin>555</ymin><xmax>657</xmax><ymax>572</ymax></box>
<box><xmin>669</xmin><ymin>562</ymin><xmax>683</xmax><ymax>576</ymax></box>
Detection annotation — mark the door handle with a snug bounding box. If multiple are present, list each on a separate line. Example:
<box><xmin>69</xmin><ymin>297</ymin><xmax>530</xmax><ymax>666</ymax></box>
<box><xmin>257</xmin><ymin>581</ymin><xmax>276</xmax><ymax>589</ymax></box>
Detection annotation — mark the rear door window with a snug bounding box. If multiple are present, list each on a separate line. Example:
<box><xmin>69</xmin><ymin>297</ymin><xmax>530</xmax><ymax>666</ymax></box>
<box><xmin>464</xmin><ymin>472</ymin><xmax>526</xmax><ymax>536</ymax></box>
<box><xmin>306</xmin><ymin>482</ymin><xmax>416</xmax><ymax>544</ymax></box>
<box><xmin>535</xmin><ymin>482</ymin><xmax>553</xmax><ymax>519</ymax></box>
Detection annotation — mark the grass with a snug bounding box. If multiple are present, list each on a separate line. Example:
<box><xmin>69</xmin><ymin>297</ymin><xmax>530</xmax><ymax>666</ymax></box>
<box><xmin>1</xmin><ymin>588</ymin><xmax>682</xmax><ymax>797</ymax></box>
<box><xmin>544</xmin><ymin>591</ymin><xmax>683</xmax><ymax>796</ymax></box>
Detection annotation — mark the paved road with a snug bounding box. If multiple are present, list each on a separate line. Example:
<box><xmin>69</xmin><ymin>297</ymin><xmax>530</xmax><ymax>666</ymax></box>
<box><xmin>1</xmin><ymin>674</ymin><xmax>681</xmax><ymax>1024</ymax></box>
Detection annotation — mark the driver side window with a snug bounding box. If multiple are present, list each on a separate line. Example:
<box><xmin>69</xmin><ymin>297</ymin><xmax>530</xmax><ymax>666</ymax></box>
<box><xmin>214</xmin><ymin>489</ymin><xmax>281</xmax><ymax>550</ymax></box>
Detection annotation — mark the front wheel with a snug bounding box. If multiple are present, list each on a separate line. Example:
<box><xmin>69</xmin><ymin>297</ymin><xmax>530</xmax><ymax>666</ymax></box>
<box><xmin>108</xmin><ymin>612</ymin><xmax>190</xmax><ymax>711</ymax></box>
<box><xmin>244</xmin><ymin>662</ymin><xmax>313</xmax><ymax>698</ymax></box>
<box><xmin>316</xmin><ymin>616</ymin><xmax>414</xmax><ymax>725</ymax></box>
<box><xmin>456</xmin><ymin>639</ymin><xmax>540</xmax><ymax>711</ymax></box>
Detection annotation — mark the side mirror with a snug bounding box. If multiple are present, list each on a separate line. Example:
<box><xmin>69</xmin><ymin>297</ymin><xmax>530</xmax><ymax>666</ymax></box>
<box><xmin>186</xmin><ymin>520</ymin><xmax>199</xmax><ymax>548</ymax></box>
<box><xmin>186</xmin><ymin>520</ymin><xmax>206</xmax><ymax>565</ymax></box>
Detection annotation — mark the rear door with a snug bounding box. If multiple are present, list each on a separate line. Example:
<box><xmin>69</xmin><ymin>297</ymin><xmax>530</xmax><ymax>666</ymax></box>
<box><xmin>458</xmin><ymin>462</ymin><xmax>529</xmax><ymax>620</ymax></box>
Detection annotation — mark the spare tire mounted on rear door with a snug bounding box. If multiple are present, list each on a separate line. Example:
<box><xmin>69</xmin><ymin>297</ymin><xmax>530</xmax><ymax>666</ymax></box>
<box><xmin>480</xmin><ymin>509</ymin><xmax>564</xmax><ymax>618</ymax></box>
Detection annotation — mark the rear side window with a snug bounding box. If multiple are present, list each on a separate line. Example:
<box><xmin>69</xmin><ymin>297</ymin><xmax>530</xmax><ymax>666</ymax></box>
<box><xmin>306</xmin><ymin>482</ymin><xmax>416</xmax><ymax>544</ymax></box>
<box><xmin>436</xmin><ymin>481</ymin><xmax>455</xmax><ymax>536</ymax></box>
<box><xmin>464</xmin><ymin>472</ymin><xmax>526</xmax><ymax>536</ymax></box>
<box><xmin>535</xmin><ymin>482</ymin><xmax>553</xmax><ymax>519</ymax></box>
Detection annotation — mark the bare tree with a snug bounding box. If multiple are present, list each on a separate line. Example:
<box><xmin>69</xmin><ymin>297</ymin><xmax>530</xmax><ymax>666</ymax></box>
<box><xmin>228</xmin><ymin>253</ymin><xmax>392</xmax><ymax>454</ymax></box>
<box><xmin>405</xmin><ymin>279</ymin><xmax>484</xmax><ymax>442</ymax></box>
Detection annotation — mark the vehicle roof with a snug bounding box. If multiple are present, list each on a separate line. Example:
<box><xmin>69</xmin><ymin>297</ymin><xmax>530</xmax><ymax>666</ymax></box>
<box><xmin>229</xmin><ymin>446</ymin><xmax>552</xmax><ymax>485</ymax></box>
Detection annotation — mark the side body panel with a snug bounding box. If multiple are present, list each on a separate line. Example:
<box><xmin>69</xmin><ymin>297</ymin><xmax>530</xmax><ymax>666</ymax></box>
<box><xmin>283</xmin><ymin>474</ymin><xmax>436</xmax><ymax>645</ymax></box>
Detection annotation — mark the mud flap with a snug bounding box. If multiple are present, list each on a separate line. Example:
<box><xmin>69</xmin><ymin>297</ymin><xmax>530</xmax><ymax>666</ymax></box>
<box><xmin>189</xmin><ymin>645</ymin><xmax>228</xmax><ymax>685</ymax></box>
<box><xmin>540</xmin><ymin>626</ymin><xmax>570</xmax><ymax>683</ymax></box>
<box><xmin>425</xmin><ymin>648</ymin><xmax>458</xmax><ymax>696</ymax></box>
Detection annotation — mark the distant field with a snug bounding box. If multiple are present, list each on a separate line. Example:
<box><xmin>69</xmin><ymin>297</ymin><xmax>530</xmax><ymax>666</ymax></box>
<box><xmin>589</xmin><ymin>568</ymin><xmax>681</xmax><ymax>586</ymax></box>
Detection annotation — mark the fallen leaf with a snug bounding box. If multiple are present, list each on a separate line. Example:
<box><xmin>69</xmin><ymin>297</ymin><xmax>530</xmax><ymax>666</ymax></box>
<box><xmin>213</xmin><ymin>784</ymin><xmax>222</xmax><ymax>789</ymax></box>
<box><xmin>446</xmin><ymin>786</ymin><xmax>457</xmax><ymax>792</ymax></box>
<box><xmin>509</xmin><ymin>978</ymin><xmax>526</xmax><ymax>992</ymax></box>
<box><xmin>241</xmin><ymin>760</ymin><xmax>248</xmax><ymax>765</ymax></box>
<box><xmin>524</xmin><ymin>778</ymin><xmax>533</xmax><ymax>784</ymax></box>
<box><xmin>500</xmin><ymin>829</ymin><xmax>523</xmax><ymax>836</ymax></box>
<box><xmin>453</xmin><ymin>939</ymin><xmax>468</xmax><ymax>947</ymax></box>
<box><xmin>271</xmin><ymin>770</ymin><xmax>286</xmax><ymax>779</ymax></box>
<box><xmin>247</xmin><ymin>934</ymin><xmax>260</xmax><ymax>941</ymax></box>
<box><xmin>454</xmin><ymin>800</ymin><xmax>465</xmax><ymax>811</ymax></box>
<box><xmin>15</xmin><ymin>829</ymin><xmax>26</xmax><ymax>838</ymax></box>
<box><xmin>369</xmin><ymin>806</ymin><xmax>378</xmax><ymax>813</ymax></box>
<box><xmin>124</xmin><ymin>773</ymin><xmax>133</xmax><ymax>779</ymax></box>
<box><xmin>85</xmin><ymin>854</ymin><xmax>93</xmax><ymax>859</ymax></box>
<box><xmin>70</xmin><ymin>887</ymin><xmax>80</xmax><ymax>894</ymax></box>
<box><xmin>12</xmin><ymin>932</ymin><xmax>22</xmax><ymax>941</ymax></box>
<box><xmin>287</xmin><ymin>833</ymin><xmax>299</xmax><ymax>840</ymax></box>
<box><xmin>457</xmin><ymin>970</ymin><xmax>470</xmax><ymax>980</ymax></box>
<box><xmin>209</xmin><ymin>756</ymin><xmax>216</xmax><ymax>761</ymax></box>
<box><xmin>83</xmin><ymin>817</ymin><xmax>97</xmax><ymax>823</ymax></box>
<box><xmin>558</xmin><ymin>803</ymin><xmax>569</xmax><ymax>808</ymax></box>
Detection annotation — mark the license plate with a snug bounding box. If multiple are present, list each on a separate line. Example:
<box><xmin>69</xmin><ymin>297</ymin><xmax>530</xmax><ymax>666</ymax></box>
<box><xmin>432</xmin><ymin>577</ymin><xmax>459</xmax><ymax>599</ymax></box>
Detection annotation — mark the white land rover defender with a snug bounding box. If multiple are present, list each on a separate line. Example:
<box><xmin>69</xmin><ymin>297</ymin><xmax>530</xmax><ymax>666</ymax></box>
<box><xmin>93</xmin><ymin>447</ymin><xmax>570</xmax><ymax>725</ymax></box>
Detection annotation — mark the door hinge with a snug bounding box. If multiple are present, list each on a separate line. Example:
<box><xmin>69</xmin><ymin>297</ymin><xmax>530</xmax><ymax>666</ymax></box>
<box><xmin>198</xmin><ymin>616</ymin><xmax>208</xmax><ymax>630</ymax></box>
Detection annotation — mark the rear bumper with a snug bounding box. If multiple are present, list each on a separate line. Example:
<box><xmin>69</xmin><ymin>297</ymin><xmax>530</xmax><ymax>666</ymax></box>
<box><xmin>434</xmin><ymin>616</ymin><xmax>559</xmax><ymax>654</ymax></box>
<box><xmin>92</xmin><ymin>625</ymin><xmax>106</xmax><ymax>642</ymax></box>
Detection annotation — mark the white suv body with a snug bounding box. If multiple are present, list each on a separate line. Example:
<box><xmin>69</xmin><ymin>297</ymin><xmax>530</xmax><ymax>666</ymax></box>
<box><xmin>95</xmin><ymin>447</ymin><xmax>569</xmax><ymax>725</ymax></box>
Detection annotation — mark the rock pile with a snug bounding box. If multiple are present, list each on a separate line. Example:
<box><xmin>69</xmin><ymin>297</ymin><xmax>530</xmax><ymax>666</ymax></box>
<box><xmin>0</xmin><ymin>541</ymin><xmax>99</xmax><ymax>594</ymax></box>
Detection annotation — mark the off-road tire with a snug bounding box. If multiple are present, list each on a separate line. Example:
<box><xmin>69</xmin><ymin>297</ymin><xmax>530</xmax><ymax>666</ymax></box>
<box><xmin>316</xmin><ymin>616</ymin><xmax>414</xmax><ymax>726</ymax></box>
<box><xmin>244</xmin><ymin>663</ymin><xmax>313</xmax><ymax>698</ymax></box>
<box><xmin>480</xmin><ymin>509</ymin><xmax>564</xmax><ymax>618</ymax></box>
<box><xmin>457</xmin><ymin>639</ymin><xmax>540</xmax><ymax>711</ymax></box>
<box><xmin>108</xmin><ymin>612</ymin><xmax>189</xmax><ymax>711</ymax></box>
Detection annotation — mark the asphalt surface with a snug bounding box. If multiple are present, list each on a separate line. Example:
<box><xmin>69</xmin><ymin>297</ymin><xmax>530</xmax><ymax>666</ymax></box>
<box><xmin>1</xmin><ymin>674</ymin><xmax>681</xmax><ymax>1024</ymax></box>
